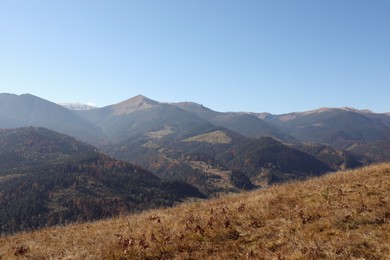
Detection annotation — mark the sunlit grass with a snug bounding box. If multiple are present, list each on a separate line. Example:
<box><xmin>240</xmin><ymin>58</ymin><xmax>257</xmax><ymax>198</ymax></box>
<box><xmin>1</xmin><ymin>163</ymin><xmax>390</xmax><ymax>259</ymax></box>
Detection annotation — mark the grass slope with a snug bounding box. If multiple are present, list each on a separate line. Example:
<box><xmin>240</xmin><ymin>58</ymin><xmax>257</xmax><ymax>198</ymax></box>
<box><xmin>1</xmin><ymin>164</ymin><xmax>390</xmax><ymax>259</ymax></box>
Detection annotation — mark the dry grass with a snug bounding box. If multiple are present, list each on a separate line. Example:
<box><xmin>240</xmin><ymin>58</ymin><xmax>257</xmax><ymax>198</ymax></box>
<box><xmin>182</xmin><ymin>130</ymin><xmax>232</xmax><ymax>144</ymax></box>
<box><xmin>1</xmin><ymin>163</ymin><xmax>390</xmax><ymax>259</ymax></box>
<box><xmin>146</xmin><ymin>127</ymin><xmax>174</xmax><ymax>140</ymax></box>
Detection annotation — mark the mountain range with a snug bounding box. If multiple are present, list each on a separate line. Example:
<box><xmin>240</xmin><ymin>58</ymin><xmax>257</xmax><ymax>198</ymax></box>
<box><xmin>1</xmin><ymin>93</ymin><xmax>389</xmax><ymax>232</ymax></box>
<box><xmin>1</xmin><ymin>94</ymin><xmax>386</xmax><ymax>185</ymax></box>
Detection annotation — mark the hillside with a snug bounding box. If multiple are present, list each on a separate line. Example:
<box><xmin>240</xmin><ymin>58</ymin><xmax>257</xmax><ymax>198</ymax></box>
<box><xmin>216</xmin><ymin>137</ymin><xmax>332</xmax><ymax>185</ymax></box>
<box><xmin>0</xmin><ymin>127</ymin><xmax>204</xmax><ymax>234</ymax></box>
<box><xmin>291</xmin><ymin>142</ymin><xmax>366</xmax><ymax>171</ymax></box>
<box><xmin>1</xmin><ymin>163</ymin><xmax>389</xmax><ymax>259</ymax></box>
<box><xmin>0</xmin><ymin>127</ymin><xmax>97</xmax><ymax>173</ymax></box>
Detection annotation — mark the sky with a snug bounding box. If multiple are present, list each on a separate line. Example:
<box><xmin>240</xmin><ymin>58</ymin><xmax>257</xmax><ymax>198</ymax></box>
<box><xmin>0</xmin><ymin>0</ymin><xmax>389</xmax><ymax>114</ymax></box>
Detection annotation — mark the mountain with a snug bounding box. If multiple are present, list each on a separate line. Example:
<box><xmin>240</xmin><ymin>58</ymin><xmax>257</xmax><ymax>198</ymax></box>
<box><xmin>173</xmin><ymin>101</ymin><xmax>295</xmax><ymax>141</ymax></box>
<box><xmin>74</xmin><ymin>96</ymin><xmax>347</xmax><ymax>194</ymax></box>
<box><xmin>76</xmin><ymin>96</ymin><xmax>333</xmax><ymax>192</ymax></box>
<box><xmin>0</xmin><ymin>93</ymin><xmax>376</xmax><ymax>195</ymax></box>
<box><xmin>267</xmin><ymin>108</ymin><xmax>390</xmax><ymax>147</ymax></box>
<box><xmin>76</xmin><ymin>95</ymin><xmax>215</xmax><ymax>144</ymax></box>
<box><xmin>0</xmin><ymin>127</ymin><xmax>204</xmax><ymax>234</ymax></box>
<box><xmin>260</xmin><ymin>107</ymin><xmax>390</xmax><ymax>160</ymax></box>
<box><xmin>0</xmin><ymin>93</ymin><xmax>105</xmax><ymax>143</ymax></box>
<box><xmin>58</xmin><ymin>102</ymin><xmax>97</xmax><ymax>111</ymax></box>
<box><xmin>2</xmin><ymin>163</ymin><xmax>389</xmax><ymax>259</ymax></box>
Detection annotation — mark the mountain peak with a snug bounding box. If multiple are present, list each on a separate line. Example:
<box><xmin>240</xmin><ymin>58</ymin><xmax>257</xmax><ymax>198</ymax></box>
<box><xmin>112</xmin><ymin>95</ymin><xmax>159</xmax><ymax>115</ymax></box>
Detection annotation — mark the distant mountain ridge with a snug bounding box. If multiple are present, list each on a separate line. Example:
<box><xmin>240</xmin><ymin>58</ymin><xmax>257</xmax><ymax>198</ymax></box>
<box><xmin>259</xmin><ymin>107</ymin><xmax>390</xmax><ymax>161</ymax></box>
<box><xmin>275</xmin><ymin>107</ymin><xmax>375</xmax><ymax>121</ymax></box>
<box><xmin>173</xmin><ymin>101</ymin><xmax>296</xmax><ymax>141</ymax></box>
<box><xmin>0</xmin><ymin>93</ymin><xmax>105</xmax><ymax>144</ymax></box>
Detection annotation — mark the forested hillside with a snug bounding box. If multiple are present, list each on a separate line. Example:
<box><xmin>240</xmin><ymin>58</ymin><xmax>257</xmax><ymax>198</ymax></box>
<box><xmin>0</xmin><ymin>127</ymin><xmax>203</xmax><ymax>234</ymax></box>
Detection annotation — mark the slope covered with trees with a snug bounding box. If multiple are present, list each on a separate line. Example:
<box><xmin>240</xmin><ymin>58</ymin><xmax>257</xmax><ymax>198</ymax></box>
<box><xmin>0</xmin><ymin>127</ymin><xmax>203</xmax><ymax>234</ymax></box>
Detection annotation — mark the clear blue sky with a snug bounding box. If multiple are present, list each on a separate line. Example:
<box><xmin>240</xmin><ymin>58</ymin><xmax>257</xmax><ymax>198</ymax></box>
<box><xmin>0</xmin><ymin>0</ymin><xmax>389</xmax><ymax>114</ymax></box>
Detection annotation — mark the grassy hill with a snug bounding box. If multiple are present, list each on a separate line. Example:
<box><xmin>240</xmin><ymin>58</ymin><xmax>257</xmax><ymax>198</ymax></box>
<box><xmin>1</xmin><ymin>163</ymin><xmax>389</xmax><ymax>259</ymax></box>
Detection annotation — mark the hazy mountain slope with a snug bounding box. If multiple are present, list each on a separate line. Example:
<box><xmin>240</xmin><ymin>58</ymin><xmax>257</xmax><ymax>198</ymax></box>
<box><xmin>2</xmin><ymin>163</ymin><xmax>389</xmax><ymax>259</ymax></box>
<box><xmin>75</xmin><ymin>95</ymin><xmax>159</xmax><ymax>125</ymax></box>
<box><xmin>263</xmin><ymin>108</ymin><xmax>390</xmax><ymax>150</ymax></box>
<box><xmin>174</xmin><ymin>101</ymin><xmax>294</xmax><ymax>141</ymax></box>
<box><xmin>0</xmin><ymin>93</ymin><xmax>105</xmax><ymax>143</ymax></box>
<box><xmin>76</xmin><ymin>96</ymin><xmax>215</xmax><ymax>144</ymax></box>
<box><xmin>0</xmin><ymin>127</ymin><xmax>204</xmax><ymax>234</ymax></box>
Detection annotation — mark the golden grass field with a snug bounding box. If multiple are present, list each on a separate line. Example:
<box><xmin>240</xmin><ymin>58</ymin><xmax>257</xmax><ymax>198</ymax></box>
<box><xmin>1</xmin><ymin>163</ymin><xmax>390</xmax><ymax>259</ymax></box>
